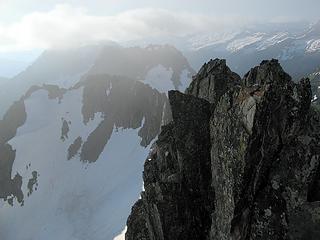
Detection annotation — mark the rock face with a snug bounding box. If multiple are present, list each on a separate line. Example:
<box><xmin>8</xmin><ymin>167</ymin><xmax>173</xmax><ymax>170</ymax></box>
<box><xmin>76</xmin><ymin>74</ymin><xmax>172</xmax><ymax>162</ymax></box>
<box><xmin>186</xmin><ymin>58</ymin><xmax>240</xmax><ymax>103</ymax></box>
<box><xmin>126</xmin><ymin>59</ymin><xmax>320</xmax><ymax>240</ymax></box>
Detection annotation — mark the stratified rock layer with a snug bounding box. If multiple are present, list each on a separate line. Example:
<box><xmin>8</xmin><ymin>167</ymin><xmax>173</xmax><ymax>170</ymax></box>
<box><xmin>126</xmin><ymin>59</ymin><xmax>320</xmax><ymax>240</ymax></box>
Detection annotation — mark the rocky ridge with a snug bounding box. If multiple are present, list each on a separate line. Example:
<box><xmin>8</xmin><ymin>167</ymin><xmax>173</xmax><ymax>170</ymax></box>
<box><xmin>126</xmin><ymin>59</ymin><xmax>320</xmax><ymax>240</ymax></box>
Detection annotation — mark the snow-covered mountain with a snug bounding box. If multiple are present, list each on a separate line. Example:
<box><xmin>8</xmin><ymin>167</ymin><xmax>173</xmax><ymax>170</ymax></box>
<box><xmin>0</xmin><ymin>44</ymin><xmax>193</xmax><ymax>240</ymax></box>
<box><xmin>0</xmin><ymin>44</ymin><xmax>194</xmax><ymax>118</ymax></box>
<box><xmin>0</xmin><ymin>45</ymin><xmax>102</xmax><ymax>118</ymax></box>
<box><xmin>184</xmin><ymin>21</ymin><xmax>320</xmax><ymax>79</ymax></box>
<box><xmin>89</xmin><ymin>44</ymin><xmax>194</xmax><ymax>91</ymax></box>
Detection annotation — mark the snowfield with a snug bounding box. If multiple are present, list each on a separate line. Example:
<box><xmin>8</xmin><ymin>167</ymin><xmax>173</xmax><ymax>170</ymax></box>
<box><xmin>1</xmin><ymin>88</ymin><xmax>151</xmax><ymax>240</ymax></box>
<box><xmin>226</xmin><ymin>32</ymin><xmax>265</xmax><ymax>52</ymax></box>
<box><xmin>306</xmin><ymin>39</ymin><xmax>320</xmax><ymax>52</ymax></box>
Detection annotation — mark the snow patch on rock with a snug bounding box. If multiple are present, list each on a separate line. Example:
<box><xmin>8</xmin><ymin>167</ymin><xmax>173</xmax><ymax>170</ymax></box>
<box><xmin>227</xmin><ymin>33</ymin><xmax>265</xmax><ymax>52</ymax></box>
<box><xmin>113</xmin><ymin>227</ymin><xmax>127</xmax><ymax>240</ymax></box>
<box><xmin>257</xmin><ymin>32</ymin><xmax>289</xmax><ymax>51</ymax></box>
<box><xmin>144</xmin><ymin>65</ymin><xmax>191</xmax><ymax>93</ymax></box>
<box><xmin>1</xmin><ymin>87</ymin><xmax>150</xmax><ymax>240</ymax></box>
<box><xmin>306</xmin><ymin>39</ymin><xmax>320</xmax><ymax>52</ymax></box>
<box><xmin>144</xmin><ymin>65</ymin><xmax>174</xmax><ymax>93</ymax></box>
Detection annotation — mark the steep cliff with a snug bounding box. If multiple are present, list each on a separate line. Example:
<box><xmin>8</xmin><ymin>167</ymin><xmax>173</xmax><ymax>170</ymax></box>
<box><xmin>126</xmin><ymin>59</ymin><xmax>320</xmax><ymax>240</ymax></box>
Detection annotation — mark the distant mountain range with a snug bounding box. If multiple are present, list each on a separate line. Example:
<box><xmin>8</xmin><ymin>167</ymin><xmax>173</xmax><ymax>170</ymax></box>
<box><xmin>122</xmin><ymin>21</ymin><xmax>320</xmax><ymax>79</ymax></box>
<box><xmin>183</xmin><ymin>21</ymin><xmax>320</xmax><ymax>78</ymax></box>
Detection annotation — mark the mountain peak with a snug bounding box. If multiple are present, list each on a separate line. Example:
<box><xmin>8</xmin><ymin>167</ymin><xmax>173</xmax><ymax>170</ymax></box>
<box><xmin>186</xmin><ymin>58</ymin><xmax>240</xmax><ymax>104</ymax></box>
<box><xmin>242</xmin><ymin>58</ymin><xmax>291</xmax><ymax>87</ymax></box>
<box><xmin>196</xmin><ymin>58</ymin><xmax>228</xmax><ymax>78</ymax></box>
<box><xmin>126</xmin><ymin>59</ymin><xmax>320</xmax><ymax>240</ymax></box>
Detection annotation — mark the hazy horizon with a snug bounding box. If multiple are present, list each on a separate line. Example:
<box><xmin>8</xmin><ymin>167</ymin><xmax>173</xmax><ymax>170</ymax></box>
<box><xmin>0</xmin><ymin>0</ymin><xmax>319</xmax><ymax>53</ymax></box>
<box><xmin>1</xmin><ymin>0</ymin><xmax>320</xmax><ymax>78</ymax></box>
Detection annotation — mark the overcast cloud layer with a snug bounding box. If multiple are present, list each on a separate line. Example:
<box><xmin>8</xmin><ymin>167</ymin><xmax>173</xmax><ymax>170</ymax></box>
<box><xmin>0</xmin><ymin>0</ymin><xmax>319</xmax><ymax>52</ymax></box>
<box><xmin>0</xmin><ymin>4</ymin><xmax>255</xmax><ymax>52</ymax></box>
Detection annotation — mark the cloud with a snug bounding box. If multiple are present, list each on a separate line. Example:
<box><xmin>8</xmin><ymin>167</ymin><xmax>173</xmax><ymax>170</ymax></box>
<box><xmin>0</xmin><ymin>4</ymin><xmax>247</xmax><ymax>52</ymax></box>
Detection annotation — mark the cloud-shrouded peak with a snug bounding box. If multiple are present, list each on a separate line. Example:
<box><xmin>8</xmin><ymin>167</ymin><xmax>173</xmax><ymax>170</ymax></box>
<box><xmin>0</xmin><ymin>4</ymin><xmax>245</xmax><ymax>52</ymax></box>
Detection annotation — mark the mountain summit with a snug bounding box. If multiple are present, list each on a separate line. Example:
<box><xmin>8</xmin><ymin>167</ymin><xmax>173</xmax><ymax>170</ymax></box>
<box><xmin>126</xmin><ymin>59</ymin><xmax>320</xmax><ymax>240</ymax></box>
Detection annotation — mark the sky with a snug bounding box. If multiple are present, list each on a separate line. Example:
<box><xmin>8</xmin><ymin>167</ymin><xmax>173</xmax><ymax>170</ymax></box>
<box><xmin>0</xmin><ymin>0</ymin><xmax>319</xmax><ymax>53</ymax></box>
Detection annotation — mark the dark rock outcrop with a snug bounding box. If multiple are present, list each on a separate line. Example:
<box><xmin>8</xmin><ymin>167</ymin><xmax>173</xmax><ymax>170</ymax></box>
<box><xmin>0</xmin><ymin>100</ymin><xmax>26</xmax><ymax>205</ymax></box>
<box><xmin>75</xmin><ymin>74</ymin><xmax>172</xmax><ymax>162</ymax></box>
<box><xmin>27</xmin><ymin>171</ymin><xmax>38</xmax><ymax>197</ymax></box>
<box><xmin>67</xmin><ymin>136</ymin><xmax>83</xmax><ymax>160</ymax></box>
<box><xmin>186</xmin><ymin>59</ymin><xmax>240</xmax><ymax>104</ymax></box>
<box><xmin>126</xmin><ymin>59</ymin><xmax>320</xmax><ymax>240</ymax></box>
<box><xmin>60</xmin><ymin>119</ymin><xmax>70</xmax><ymax>141</ymax></box>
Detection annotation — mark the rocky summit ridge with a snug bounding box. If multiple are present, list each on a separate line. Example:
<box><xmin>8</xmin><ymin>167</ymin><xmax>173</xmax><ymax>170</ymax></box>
<box><xmin>125</xmin><ymin>58</ymin><xmax>320</xmax><ymax>240</ymax></box>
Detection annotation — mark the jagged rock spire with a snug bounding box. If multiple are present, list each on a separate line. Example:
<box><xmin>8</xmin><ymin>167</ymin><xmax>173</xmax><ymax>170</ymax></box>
<box><xmin>126</xmin><ymin>59</ymin><xmax>320</xmax><ymax>240</ymax></box>
<box><xmin>242</xmin><ymin>59</ymin><xmax>291</xmax><ymax>87</ymax></box>
<box><xmin>186</xmin><ymin>58</ymin><xmax>240</xmax><ymax>104</ymax></box>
